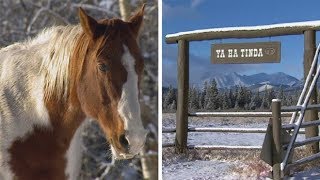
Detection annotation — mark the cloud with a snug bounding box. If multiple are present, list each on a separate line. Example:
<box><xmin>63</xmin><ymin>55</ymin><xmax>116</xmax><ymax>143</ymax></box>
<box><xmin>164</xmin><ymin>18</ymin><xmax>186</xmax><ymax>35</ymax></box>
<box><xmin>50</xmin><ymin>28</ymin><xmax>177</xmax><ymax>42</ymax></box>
<box><xmin>191</xmin><ymin>0</ymin><xmax>205</xmax><ymax>8</ymax></box>
<box><xmin>162</xmin><ymin>1</ymin><xmax>171</xmax><ymax>16</ymax></box>
<box><xmin>162</xmin><ymin>1</ymin><xmax>200</xmax><ymax>20</ymax></box>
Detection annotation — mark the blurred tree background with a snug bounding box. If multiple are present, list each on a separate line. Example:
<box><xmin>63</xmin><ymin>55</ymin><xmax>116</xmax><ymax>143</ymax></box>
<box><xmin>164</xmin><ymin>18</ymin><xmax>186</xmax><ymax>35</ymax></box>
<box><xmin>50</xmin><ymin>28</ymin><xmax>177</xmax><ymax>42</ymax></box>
<box><xmin>0</xmin><ymin>0</ymin><xmax>158</xmax><ymax>179</ymax></box>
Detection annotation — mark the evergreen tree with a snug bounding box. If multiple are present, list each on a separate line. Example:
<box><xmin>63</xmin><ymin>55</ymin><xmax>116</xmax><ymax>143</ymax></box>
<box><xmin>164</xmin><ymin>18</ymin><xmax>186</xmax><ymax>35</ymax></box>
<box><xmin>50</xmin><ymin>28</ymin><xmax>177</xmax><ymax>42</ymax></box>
<box><xmin>163</xmin><ymin>85</ymin><xmax>176</xmax><ymax>110</ymax></box>
<box><xmin>286</xmin><ymin>94</ymin><xmax>294</xmax><ymax>105</ymax></box>
<box><xmin>221</xmin><ymin>91</ymin><xmax>231</xmax><ymax>109</ymax></box>
<box><xmin>233</xmin><ymin>86</ymin><xmax>239</xmax><ymax>109</ymax></box>
<box><xmin>249</xmin><ymin>91</ymin><xmax>262</xmax><ymax>110</ymax></box>
<box><xmin>245</xmin><ymin>88</ymin><xmax>252</xmax><ymax>108</ymax></box>
<box><xmin>170</xmin><ymin>100</ymin><xmax>177</xmax><ymax>110</ymax></box>
<box><xmin>199</xmin><ymin>81</ymin><xmax>208</xmax><ymax>109</ymax></box>
<box><xmin>228</xmin><ymin>89</ymin><xmax>235</xmax><ymax>109</ymax></box>
<box><xmin>205</xmin><ymin>79</ymin><xmax>219</xmax><ymax>110</ymax></box>
<box><xmin>278</xmin><ymin>86</ymin><xmax>284</xmax><ymax>100</ymax></box>
<box><xmin>189</xmin><ymin>86</ymin><xmax>199</xmax><ymax>110</ymax></box>
<box><xmin>267</xmin><ymin>88</ymin><xmax>276</xmax><ymax>105</ymax></box>
<box><xmin>292</xmin><ymin>90</ymin><xmax>301</xmax><ymax>104</ymax></box>
<box><xmin>278</xmin><ymin>86</ymin><xmax>287</xmax><ymax>105</ymax></box>
<box><xmin>260</xmin><ymin>86</ymin><xmax>269</xmax><ymax>109</ymax></box>
<box><xmin>237</xmin><ymin>86</ymin><xmax>247</xmax><ymax>109</ymax></box>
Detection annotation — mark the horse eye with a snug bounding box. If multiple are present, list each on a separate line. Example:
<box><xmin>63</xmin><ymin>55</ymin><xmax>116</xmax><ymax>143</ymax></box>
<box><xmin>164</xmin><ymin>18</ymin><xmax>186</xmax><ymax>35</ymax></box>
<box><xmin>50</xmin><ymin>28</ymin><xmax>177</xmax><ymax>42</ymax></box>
<box><xmin>98</xmin><ymin>64</ymin><xmax>109</xmax><ymax>72</ymax></box>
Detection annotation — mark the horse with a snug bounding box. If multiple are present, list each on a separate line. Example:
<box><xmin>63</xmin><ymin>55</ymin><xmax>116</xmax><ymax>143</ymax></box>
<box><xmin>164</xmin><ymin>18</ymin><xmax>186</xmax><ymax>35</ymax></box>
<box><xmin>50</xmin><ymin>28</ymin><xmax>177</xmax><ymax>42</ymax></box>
<box><xmin>0</xmin><ymin>5</ymin><xmax>148</xmax><ymax>180</ymax></box>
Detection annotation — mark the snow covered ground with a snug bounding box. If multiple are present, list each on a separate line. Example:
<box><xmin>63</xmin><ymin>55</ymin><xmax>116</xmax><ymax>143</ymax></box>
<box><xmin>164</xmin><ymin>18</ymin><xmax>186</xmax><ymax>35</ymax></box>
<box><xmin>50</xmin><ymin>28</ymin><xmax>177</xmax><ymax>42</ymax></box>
<box><xmin>163</xmin><ymin>158</ymin><xmax>236</xmax><ymax>180</ymax></box>
<box><xmin>162</xmin><ymin>113</ymin><xmax>320</xmax><ymax>179</ymax></box>
<box><xmin>162</xmin><ymin>147</ymin><xmax>271</xmax><ymax>180</ymax></box>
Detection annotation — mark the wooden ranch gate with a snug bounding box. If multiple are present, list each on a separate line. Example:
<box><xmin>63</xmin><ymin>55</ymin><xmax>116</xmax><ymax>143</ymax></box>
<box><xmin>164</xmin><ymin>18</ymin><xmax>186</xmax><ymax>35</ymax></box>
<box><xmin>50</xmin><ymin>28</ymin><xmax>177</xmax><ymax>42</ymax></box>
<box><xmin>164</xmin><ymin>21</ymin><xmax>320</xmax><ymax>179</ymax></box>
<box><xmin>163</xmin><ymin>112</ymin><xmax>297</xmax><ymax>149</ymax></box>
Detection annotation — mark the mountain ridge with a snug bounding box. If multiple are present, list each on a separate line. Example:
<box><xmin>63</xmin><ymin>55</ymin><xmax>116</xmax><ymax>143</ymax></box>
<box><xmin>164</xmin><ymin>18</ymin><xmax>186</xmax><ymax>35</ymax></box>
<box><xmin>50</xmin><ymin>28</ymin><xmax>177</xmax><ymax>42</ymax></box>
<box><xmin>202</xmin><ymin>72</ymin><xmax>300</xmax><ymax>89</ymax></box>
<box><xmin>163</xmin><ymin>72</ymin><xmax>302</xmax><ymax>92</ymax></box>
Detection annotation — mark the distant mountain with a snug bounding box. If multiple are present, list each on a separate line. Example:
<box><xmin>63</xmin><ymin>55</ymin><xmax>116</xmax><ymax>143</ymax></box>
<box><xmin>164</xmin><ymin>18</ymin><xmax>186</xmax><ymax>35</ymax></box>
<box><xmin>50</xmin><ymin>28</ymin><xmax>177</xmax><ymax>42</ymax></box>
<box><xmin>163</xmin><ymin>72</ymin><xmax>303</xmax><ymax>92</ymax></box>
<box><xmin>203</xmin><ymin>72</ymin><xmax>300</xmax><ymax>90</ymax></box>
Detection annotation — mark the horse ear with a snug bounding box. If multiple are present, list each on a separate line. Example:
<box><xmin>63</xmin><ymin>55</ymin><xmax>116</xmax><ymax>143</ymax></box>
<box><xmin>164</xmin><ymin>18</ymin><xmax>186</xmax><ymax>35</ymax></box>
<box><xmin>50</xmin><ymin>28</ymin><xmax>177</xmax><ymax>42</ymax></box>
<box><xmin>129</xmin><ymin>4</ymin><xmax>145</xmax><ymax>37</ymax></box>
<box><xmin>78</xmin><ymin>7</ymin><xmax>98</xmax><ymax>38</ymax></box>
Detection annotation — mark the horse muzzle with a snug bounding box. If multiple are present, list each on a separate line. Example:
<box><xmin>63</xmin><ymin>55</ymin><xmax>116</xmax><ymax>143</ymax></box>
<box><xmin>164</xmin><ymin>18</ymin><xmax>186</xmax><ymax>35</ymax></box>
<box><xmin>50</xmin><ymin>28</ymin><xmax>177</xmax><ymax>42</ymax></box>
<box><xmin>112</xmin><ymin>129</ymin><xmax>148</xmax><ymax>160</ymax></box>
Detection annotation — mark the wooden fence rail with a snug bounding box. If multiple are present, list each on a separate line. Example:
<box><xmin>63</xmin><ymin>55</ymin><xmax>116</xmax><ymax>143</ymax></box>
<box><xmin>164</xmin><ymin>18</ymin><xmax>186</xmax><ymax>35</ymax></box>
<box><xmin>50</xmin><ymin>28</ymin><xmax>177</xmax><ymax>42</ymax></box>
<box><xmin>189</xmin><ymin>112</ymin><xmax>293</xmax><ymax>117</ymax></box>
<box><xmin>162</xmin><ymin>143</ymin><xmax>262</xmax><ymax>150</ymax></box>
<box><xmin>162</xmin><ymin>127</ymin><xmax>306</xmax><ymax>134</ymax></box>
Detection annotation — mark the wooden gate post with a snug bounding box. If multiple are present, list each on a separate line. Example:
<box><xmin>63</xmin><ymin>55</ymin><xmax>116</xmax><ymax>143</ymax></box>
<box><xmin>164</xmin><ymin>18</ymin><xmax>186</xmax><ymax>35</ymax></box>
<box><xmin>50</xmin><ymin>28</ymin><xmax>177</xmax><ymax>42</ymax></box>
<box><xmin>272</xmin><ymin>99</ymin><xmax>283</xmax><ymax>180</ymax></box>
<box><xmin>304</xmin><ymin>30</ymin><xmax>319</xmax><ymax>154</ymax></box>
<box><xmin>175</xmin><ymin>40</ymin><xmax>189</xmax><ymax>153</ymax></box>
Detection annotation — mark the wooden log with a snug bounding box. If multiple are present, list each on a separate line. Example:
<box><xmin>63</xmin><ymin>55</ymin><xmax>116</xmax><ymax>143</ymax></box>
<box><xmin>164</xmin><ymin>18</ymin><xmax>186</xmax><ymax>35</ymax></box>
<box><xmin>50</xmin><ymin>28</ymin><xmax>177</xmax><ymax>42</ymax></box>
<box><xmin>281</xmin><ymin>104</ymin><xmax>320</xmax><ymax>112</ymax></box>
<box><xmin>188</xmin><ymin>127</ymin><xmax>267</xmax><ymax>133</ymax></box>
<box><xmin>272</xmin><ymin>99</ymin><xmax>283</xmax><ymax>180</ymax></box>
<box><xmin>162</xmin><ymin>143</ymin><xmax>175</xmax><ymax>148</ymax></box>
<box><xmin>283</xmin><ymin>136</ymin><xmax>320</xmax><ymax>149</ymax></box>
<box><xmin>163</xmin><ymin>127</ymin><xmax>305</xmax><ymax>134</ymax></box>
<box><xmin>282</xmin><ymin>119</ymin><xmax>320</xmax><ymax>130</ymax></box>
<box><xmin>175</xmin><ymin>40</ymin><xmax>189</xmax><ymax>153</ymax></box>
<box><xmin>189</xmin><ymin>111</ymin><xmax>293</xmax><ymax>117</ymax></box>
<box><xmin>166</xmin><ymin>21</ymin><xmax>320</xmax><ymax>43</ymax></box>
<box><xmin>187</xmin><ymin>145</ymin><xmax>261</xmax><ymax>150</ymax></box>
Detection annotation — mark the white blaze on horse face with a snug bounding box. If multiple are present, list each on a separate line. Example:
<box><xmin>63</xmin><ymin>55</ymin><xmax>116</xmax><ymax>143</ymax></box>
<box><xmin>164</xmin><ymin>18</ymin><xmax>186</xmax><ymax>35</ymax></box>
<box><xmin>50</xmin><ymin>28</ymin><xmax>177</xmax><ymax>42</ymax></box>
<box><xmin>117</xmin><ymin>45</ymin><xmax>147</xmax><ymax>156</ymax></box>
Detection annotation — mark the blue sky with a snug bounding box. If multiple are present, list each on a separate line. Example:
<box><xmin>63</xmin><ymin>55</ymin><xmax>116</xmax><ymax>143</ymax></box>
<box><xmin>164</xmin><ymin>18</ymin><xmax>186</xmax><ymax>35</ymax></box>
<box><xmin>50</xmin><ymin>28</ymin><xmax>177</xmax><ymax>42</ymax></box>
<box><xmin>162</xmin><ymin>0</ymin><xmax>320</xmax><ymax>87</ymax></box>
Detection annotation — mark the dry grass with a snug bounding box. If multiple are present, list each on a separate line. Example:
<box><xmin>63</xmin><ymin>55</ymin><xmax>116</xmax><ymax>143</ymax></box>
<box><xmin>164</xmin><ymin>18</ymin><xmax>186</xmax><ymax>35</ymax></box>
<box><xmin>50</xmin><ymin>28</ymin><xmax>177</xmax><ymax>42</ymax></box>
<box><xmin>163</xmin><ymin>147</ymin><xmax>272</xmax><ymax>178</ymax></box>
<box><xmin>163</xmin><ymin>145</ymin><xmax>320</xmax><ymax>178</ymax></box>
<box><xmin>287</xmin><ymin>146</ymin><xmax>320</xmax><ymax>175</ymax></box>
<box><xmin>230</xmin><ymin>161</ymin><xmax>271</xmax><ymax>179</ymax></box>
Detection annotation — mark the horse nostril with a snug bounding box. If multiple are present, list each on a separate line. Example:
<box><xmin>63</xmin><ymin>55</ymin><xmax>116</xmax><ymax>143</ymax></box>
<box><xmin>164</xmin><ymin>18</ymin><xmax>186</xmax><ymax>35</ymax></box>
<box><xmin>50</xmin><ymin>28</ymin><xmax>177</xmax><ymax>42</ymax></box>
<box><xmin>119</xmin><ymin>134</ymin><xmax>129</xmax><ymax>150</ymax></box>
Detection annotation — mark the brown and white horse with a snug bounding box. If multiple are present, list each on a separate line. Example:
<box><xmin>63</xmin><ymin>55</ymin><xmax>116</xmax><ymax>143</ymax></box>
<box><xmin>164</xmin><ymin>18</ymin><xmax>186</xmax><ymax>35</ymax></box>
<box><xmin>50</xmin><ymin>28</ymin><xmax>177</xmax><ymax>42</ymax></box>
<box><xmin>0</xmin><ymin>5</ymin><xmax>147</xmax><ymax>180</ymax></box>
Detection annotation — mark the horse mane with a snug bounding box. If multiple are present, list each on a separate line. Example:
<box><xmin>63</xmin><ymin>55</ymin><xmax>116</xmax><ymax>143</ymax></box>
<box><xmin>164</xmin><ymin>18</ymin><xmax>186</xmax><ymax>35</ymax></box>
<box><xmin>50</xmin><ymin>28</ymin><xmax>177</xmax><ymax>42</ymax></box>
<box><xmin>25</xmin><ymin>20</ymin><xmax>125</xmax><ymax>102</ymax></box>
<box><xmin>29</xmin><ymin>25</ymin><xmax>83</xmax><ymax>100</ymax></box>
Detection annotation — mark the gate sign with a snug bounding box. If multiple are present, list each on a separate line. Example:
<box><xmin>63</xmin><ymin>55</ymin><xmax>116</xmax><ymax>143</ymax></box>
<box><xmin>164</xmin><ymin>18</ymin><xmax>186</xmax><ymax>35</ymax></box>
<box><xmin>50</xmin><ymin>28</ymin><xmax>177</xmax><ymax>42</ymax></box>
<box><xmin>211</xmin><ymin>41</ymin><xmax>281</xmax><ymax>64</ymax></box>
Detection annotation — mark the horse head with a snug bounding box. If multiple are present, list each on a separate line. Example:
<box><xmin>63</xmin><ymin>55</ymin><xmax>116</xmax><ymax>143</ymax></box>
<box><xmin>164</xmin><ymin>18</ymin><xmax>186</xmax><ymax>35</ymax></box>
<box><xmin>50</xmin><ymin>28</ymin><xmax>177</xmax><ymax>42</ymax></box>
<box><xmin>73</xmin><ymin>5</ymin><xmax>147</xmax><ymax>159</ymax></box>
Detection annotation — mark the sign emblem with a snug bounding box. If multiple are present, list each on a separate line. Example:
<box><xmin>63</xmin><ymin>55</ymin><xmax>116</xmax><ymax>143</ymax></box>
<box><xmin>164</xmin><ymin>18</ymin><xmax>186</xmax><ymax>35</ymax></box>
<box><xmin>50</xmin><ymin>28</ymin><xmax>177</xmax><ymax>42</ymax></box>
<box><xmin>265</xmin><ymin>47</ymin><xmax>276</xmax><ymax>55</ymax></box>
